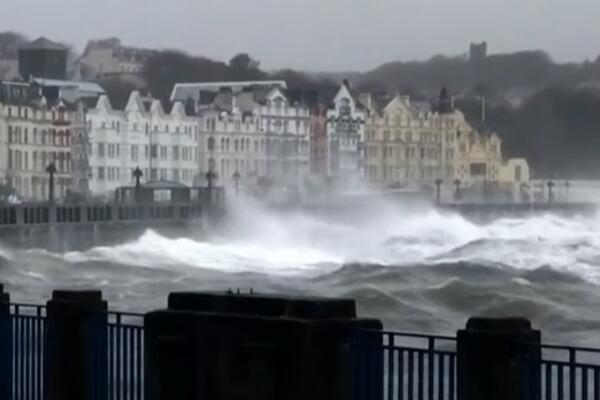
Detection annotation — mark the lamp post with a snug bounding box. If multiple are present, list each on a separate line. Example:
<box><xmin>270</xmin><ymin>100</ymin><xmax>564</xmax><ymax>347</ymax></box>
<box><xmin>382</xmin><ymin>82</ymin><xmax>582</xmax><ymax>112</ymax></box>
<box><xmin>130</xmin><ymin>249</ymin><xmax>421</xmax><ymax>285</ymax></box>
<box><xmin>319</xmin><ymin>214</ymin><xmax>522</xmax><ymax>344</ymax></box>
<box><xmin>453</xmin><ymin>178</ymin><xmax>461</xmax><ymax>203</ymax></box>
<box><xmin>133</xmin><ymin>166</ymin><xmax>143</xmax><ymax>202</ymax></box>
<box><xmin>434</xmin><ymin>178</ymin><xmax>443</xmax><ymax>205</ymax></box>
<box><xmin>206</xmin><ymin>170</ymin><xmax>217</xmax><ymax>203</ymax></box>
<box><xmin>46</xmin><ymin>163</ymin><xmax>57</xmax><ymax>203</ymax></box>
<box><xmin>232</xmin><ymin>171</ymin><xmax>241</xmax><ymax>195</ymax></box>
<box><xmin>547</xmin><ymin>180</ymin><xmax>555</xmax><ymax>203</ymax></box>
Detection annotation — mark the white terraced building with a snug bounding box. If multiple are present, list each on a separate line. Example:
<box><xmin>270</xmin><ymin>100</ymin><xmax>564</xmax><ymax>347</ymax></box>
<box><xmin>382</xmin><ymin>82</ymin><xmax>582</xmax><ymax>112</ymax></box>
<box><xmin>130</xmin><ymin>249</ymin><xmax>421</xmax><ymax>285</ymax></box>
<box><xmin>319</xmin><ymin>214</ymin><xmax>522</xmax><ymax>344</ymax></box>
<box><xmin>86</xmin><ymin>91</ymin><xmax>200</xmax><ymax>198</ymax></box>
<box><xmin>196</xmin><ymin>84</ymin><xmax>312</xmax><ymax>189</ymax></box>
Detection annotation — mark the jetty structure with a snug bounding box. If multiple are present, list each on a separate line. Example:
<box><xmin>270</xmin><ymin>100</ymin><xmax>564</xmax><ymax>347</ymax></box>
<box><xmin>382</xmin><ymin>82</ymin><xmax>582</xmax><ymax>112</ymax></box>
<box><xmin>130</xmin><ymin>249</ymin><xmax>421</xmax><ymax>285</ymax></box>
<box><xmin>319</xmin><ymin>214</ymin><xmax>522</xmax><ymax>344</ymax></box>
<box><xmin>0</xmin><ymin>175</ymin><xmax>225</xmax><ymax>249</ymax></box>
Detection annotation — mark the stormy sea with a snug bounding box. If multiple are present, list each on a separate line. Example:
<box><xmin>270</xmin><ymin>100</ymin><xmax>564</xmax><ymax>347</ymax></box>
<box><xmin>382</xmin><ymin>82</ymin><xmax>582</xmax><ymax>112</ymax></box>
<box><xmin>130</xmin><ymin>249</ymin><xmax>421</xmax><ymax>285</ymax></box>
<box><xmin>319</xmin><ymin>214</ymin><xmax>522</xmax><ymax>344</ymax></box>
<box><xmin>1</xmin><ymin>186</ymin><xmax>600</xmax><ymax>348</ymax></box>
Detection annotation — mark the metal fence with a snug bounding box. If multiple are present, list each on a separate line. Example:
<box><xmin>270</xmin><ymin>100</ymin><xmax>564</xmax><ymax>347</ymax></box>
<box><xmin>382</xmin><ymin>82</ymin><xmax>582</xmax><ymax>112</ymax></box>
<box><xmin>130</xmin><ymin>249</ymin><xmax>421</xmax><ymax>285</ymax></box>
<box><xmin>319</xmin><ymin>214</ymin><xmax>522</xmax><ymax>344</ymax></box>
<box><xmin>526</xmin><ymin>344</ymin><xmax>600</xmax><ymax>400</ymax></box>
<box><xmin>11</xmin><ymin>304</ymin><xmax>45</xmax><ymax>400</ymax></box>
<box><xmin>7</xmin><ymin>304</ymin><xmax>145</xmax><ymax>400</ymax></box>
<box><xmin>352</xmin><ymin>330</ymin><xmax>457</xmax><ymax>400</ymax></box>
<box><xmin>107</xmin><ymin>312</ymin><xmax>144</xmax><ymax>400</ymax></box>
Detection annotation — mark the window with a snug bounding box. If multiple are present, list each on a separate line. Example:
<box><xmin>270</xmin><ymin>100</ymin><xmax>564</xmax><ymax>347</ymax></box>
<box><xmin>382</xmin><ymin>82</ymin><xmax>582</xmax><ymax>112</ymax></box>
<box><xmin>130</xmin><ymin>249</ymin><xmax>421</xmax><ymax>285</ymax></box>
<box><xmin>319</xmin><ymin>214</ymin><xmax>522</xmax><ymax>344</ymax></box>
<box><xmin>160</xmin><ymin>146</ymin><xmax>167</xmax><ymax>160</ymax></box>
<box><xmin>98</xmin><ymin>167</ymin><xmax>105</xmax><ymax>180</ymax></box>
<box><xmin>98</xmin><ymin>143</ymin><xmax>105</xmax><ymax>158</ymax></box>
<box><xmin>131</xmin><ymin>145</ymin><xmax>139</xmax><ymax>161</ymax></box>
<box><xmin>151</xmin><ymin>145</ymin><xmax>158</xmax><ymax>158</ymax></box>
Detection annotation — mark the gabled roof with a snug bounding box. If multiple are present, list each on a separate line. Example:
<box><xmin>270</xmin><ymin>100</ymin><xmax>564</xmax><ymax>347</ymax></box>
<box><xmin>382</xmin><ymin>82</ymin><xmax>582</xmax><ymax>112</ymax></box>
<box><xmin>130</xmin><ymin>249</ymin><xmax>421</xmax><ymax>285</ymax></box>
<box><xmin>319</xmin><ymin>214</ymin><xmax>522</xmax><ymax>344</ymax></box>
<box><xmin>125</xmin><ymin>91</ymin><xmax>146</xmax><ymax>114</ymax></box>
<box><xmin>20</xmin><ymin>37</ymin><xmax>67</xmax><ymax>51</ymax></box>
<box><xmin>170</xmin><ymin>80</ymin><xmax>287</xmax><ymax>102</ymax></box>
<box><xmin>32</xmin><ymin>78</ymin><xmax>105</xmax><ymax>94</ymax></box>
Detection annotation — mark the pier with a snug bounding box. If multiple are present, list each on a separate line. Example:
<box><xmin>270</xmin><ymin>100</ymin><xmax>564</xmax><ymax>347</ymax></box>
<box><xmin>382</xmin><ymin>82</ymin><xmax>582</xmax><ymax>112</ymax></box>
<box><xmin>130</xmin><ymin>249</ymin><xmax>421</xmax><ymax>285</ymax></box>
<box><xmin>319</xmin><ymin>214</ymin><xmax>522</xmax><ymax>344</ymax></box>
<box><xmin>0</xmin><ymin>185</ymin><xmax>225</xmax><ymax>230</ymax></box>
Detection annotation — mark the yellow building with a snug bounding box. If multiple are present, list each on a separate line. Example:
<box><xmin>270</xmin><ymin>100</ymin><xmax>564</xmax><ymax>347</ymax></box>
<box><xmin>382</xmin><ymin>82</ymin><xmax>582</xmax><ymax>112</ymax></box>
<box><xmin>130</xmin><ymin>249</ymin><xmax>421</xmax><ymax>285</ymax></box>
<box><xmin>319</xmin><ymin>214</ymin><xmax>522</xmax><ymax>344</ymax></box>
<box><xmin>363</xmin><ymin>88</ymin><xmax>529</xmax><ymax>192</ymax></box>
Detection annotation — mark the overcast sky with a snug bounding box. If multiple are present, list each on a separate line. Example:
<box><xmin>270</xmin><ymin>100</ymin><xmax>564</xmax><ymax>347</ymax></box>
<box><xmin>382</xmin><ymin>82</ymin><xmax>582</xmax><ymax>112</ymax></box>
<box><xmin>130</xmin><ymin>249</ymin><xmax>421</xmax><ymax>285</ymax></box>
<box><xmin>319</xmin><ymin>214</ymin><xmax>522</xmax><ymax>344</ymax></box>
<box><xmin>1</xmin><ymin>0</ymin><xmax>599</xmax><ymax>71</ymax></box>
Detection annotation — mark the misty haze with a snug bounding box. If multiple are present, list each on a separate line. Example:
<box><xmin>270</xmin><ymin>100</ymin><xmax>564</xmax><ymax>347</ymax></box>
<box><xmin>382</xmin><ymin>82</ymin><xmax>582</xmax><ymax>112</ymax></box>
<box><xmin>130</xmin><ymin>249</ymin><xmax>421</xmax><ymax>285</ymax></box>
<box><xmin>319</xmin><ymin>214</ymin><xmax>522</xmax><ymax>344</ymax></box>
<box><xmin>1</xmin><ymin>2</ymin><xmax>600</xmax><ymax>400</ymax></box>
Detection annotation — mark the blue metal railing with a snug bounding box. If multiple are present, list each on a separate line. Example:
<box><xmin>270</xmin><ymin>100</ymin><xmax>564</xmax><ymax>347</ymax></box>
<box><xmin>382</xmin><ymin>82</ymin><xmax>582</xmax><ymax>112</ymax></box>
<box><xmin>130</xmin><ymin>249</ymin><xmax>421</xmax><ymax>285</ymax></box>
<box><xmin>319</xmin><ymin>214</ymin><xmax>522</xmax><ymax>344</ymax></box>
<box><xmin>525</xmin><ymin>343</ymin><xmax>600</xmax><ymax>400</ymax></box>
<box><xmin>7</xmin><ymin>304</ymin><xmax>145</xmax><ymax>400</ymax></box>
<box><xmin>11</xmin><ymin>304</ymin><xmax>45</xmax><ymax>400</ymax></box>
<box><xmin>107</xmin><ymin>312</ymin><xmax>144</xmax><ymax>400</ymax></box>
<box><xmin>352</xmin><ymin>330</ymin><xmax>457</xmax><ymax>400</ymax></box>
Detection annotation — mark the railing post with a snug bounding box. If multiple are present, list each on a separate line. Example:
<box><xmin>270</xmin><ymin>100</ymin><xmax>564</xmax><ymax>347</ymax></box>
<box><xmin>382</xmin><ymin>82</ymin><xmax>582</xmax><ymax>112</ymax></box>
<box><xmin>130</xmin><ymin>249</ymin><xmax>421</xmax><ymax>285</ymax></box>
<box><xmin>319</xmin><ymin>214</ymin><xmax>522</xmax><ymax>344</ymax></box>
<box><xmin>0</xmin><ymin>284</ymin><xmax>11</xmax><ymax>400</ymax></box>
<box><xmin>145</xmin><ymin>291</ymin><xmax>382</xmax><ymax>400</ymax></box>
<box><xmin>457</xmin><ymin>317</ymin><xmax>541</xmax><ymax>400</ymax></box>
<box><xmin>45</xmin><ymin>290</ymin><xmax>108</xmax><ymax>400</ymax></box>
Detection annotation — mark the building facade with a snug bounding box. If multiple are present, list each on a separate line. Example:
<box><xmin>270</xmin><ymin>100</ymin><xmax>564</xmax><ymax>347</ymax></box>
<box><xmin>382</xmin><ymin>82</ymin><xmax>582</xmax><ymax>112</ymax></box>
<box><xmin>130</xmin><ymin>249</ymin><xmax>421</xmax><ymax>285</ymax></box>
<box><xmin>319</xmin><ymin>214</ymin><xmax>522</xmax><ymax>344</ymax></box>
<box><xmin>259</xmin><ymin>87</ymin><xmax>311</xmax><ymax>185</ymax></box>
<box><xmin>0</xmin><ymin>82</ymin><xmax>73</xmax><ymax>201</ymax></box>
<box><xmin>309</xmin><ymin>105</ymin><xmax>328</xmax><ymax>177</ymax></box>
<box><xmin>364</xmin><ymin>94</ymin><xmax>452</xmax><ymax>187</ymax></box>
<box><xmin>86</xmin><ymin>91</ymin><xmax>200</xmax><ymax>198</ymax></box>
<box><xmin>195</xmin><ymin>83</ymin><xmax>311</xmax><ymax>190</ymax></box>
<box><xmin>199</xmin><ymin>108</ymin><xmax>266</xmax><ymax>189</ymax></box>
<box><xmin>327</xmin><ymin>81</ymin><xmax>366</xmax><ymax>186</ymax></box>
<box><xmin>363</xmin><ymin>88</ymin><xmax>529</xmax><ymax>191</ymax></box>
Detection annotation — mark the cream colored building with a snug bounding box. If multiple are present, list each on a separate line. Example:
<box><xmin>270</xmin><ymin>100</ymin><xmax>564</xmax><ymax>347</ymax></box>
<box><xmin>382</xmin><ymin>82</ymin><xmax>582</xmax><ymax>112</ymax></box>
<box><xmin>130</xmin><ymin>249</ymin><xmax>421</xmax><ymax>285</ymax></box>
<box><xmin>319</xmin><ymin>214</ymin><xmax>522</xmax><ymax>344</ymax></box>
<box><xmin>196</xmin><ymin>84</ymin><xmax>311</xmax><ymax>190</ymax></box>
<box><xmin>364</xmin><ymin>89</ymin><xmax>529</xmax><ymax>191</ymax></box>
<box><xmin>0</xmin><ymin>82</ymin><xmax>73</xmax><ymax>201</ymax></box>
<box><xmin>364</xmin><ymin>93</ymin><xmax>456</xmax><ymax>186</ymax></box>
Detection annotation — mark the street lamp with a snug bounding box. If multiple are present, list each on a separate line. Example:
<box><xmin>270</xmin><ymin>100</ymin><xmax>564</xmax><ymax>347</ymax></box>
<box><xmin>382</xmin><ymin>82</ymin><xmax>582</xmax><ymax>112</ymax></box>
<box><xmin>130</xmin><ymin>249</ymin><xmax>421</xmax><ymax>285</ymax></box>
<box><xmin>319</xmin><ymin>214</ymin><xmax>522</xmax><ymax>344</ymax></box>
<box><xmin>133</xmin><ymin>166</ymin><xmax>143</xmax><ymax>189</ymax></box>
<box><xmin>434</xmin><ymin>178</ymin><xmax>443</xmax><ymax>205</ymax></box>
<box><xmin>46</xmin><ymin>163</ymin><xmax>57</xmax><ymax>203</ymax></box>
<box><xmin>205</xmin><ymin>170</ymin><xmax>218</xmax><ymax>205</ymax></box>
<box><xmin>133</xmin><ymin>166</ymin><xmax>143</xmax><ymax>202</ymax></box>
<box><xmin>232</xmin><ymin>171</ymin><xmax>241</xmax><ymax>195</ymax></box>
<box><xmin>453</xmin><ymin>179</ymin><xmax>461</xmax><ymax>203</ymax></box>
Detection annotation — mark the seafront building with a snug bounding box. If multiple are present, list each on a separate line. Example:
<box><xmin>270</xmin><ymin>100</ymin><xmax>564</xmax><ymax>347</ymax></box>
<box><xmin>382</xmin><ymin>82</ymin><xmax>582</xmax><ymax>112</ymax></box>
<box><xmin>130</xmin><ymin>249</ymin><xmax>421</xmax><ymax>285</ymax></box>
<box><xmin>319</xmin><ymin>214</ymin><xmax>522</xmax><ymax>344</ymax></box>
<box><xmin>176</xmin><ymin>81</ymin><xmax>312</xmax><ymax>190</ymax></box>
<box><xmin>0</xmin><ymin>81</ymin><xmax>75</xmax><ymax>201</ymax></box>
<box><xmin>363</xmin><ymin>87</ymin><xmax>530</xmax><ymax>192</ymax></box>
<box><xmin>85</xmin><ymin>91</ymin><xmax>200</xmax><ymax>198</ymax></box>
<box><xmin>326</xmin><ymin>80</ymin><xmax>366</xmax><ymax>186</ymax></box>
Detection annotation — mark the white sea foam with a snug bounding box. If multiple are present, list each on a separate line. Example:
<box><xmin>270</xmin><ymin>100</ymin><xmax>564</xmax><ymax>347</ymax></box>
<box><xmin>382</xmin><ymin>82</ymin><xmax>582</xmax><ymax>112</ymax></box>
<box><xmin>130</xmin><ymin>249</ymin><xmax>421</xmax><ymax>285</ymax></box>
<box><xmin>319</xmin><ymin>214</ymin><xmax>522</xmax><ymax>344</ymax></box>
<box><xmin>51</xmin><ymin>195</ymin><xmax>600</xmax><ymax>283</ymax></box>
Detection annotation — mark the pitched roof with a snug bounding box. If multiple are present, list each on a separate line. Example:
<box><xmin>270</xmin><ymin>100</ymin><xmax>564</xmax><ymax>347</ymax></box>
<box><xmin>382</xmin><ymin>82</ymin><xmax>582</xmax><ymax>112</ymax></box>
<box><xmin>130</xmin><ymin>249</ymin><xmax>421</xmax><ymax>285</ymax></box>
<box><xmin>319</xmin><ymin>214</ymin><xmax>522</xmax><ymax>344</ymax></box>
<box><xmin>32</xmin><ymin>78</ymin><xmax>105</xmax><ymax>94</ymax></box>
<box><xmin>170</xmin><ymin>80</ymin><xmax>287</xmax><ymax>102</ymax></box>
<box><xmin>20</xmin><ymin>37</ymin><xmax>67</xmax><ymax>51</ymax></box>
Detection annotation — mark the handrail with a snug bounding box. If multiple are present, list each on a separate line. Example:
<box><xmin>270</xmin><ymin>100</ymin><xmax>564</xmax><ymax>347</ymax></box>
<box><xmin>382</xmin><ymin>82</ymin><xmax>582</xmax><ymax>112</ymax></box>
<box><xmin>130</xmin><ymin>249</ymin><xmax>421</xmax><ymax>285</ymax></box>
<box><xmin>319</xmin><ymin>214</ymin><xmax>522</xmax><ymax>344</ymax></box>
<box><xmin>354</xmin><ymin>328</ymin><xmax>457</xmax><ymax>342</ymax></box>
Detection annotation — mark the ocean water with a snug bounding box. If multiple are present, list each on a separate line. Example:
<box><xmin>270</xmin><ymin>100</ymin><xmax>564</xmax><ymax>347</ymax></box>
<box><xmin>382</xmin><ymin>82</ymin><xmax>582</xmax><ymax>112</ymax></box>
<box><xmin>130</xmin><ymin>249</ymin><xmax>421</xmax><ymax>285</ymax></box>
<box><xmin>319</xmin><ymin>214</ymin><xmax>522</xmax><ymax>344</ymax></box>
<box><xmin>2</xmin><ymin>192</ymin><xmax>600</xmax><ymax>347</ymax></box>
